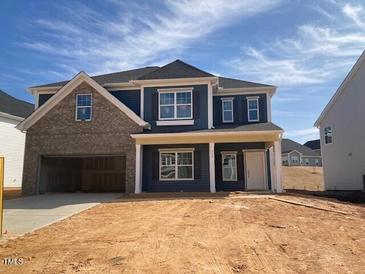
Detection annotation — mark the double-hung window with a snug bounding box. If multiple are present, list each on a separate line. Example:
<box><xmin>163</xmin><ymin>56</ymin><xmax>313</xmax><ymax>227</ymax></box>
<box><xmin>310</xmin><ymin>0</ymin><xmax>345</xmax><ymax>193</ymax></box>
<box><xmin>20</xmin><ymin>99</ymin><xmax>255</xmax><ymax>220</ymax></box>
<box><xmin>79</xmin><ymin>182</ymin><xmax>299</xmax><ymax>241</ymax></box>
<box><xmin>159</xmin><ymin>90</ymin><xmax>192</xmax><ymax>120</ymax></box>
<box><xmin>324</xmin><ymin>126</ymin><xmax>333</xmax><ymax>144</ymax></box>
<box><xmin>76</xmin><ymin>94</ymin><xmax>92</xmax><ymax>121</ymax></box>
<box><xmin>221</xmin><ymin>152</ymin><xmax>237</xmax><ymax>181</ymax></box>
<box><xmin>222</xmin><ymin>98</ymin><xmax>234</xmax><ymax>123</ymax></box>
<box><xmin>247</xmin><ymin>97</ymin><xmax>259</xmax><ymax>122</ymax></box>
<box><xmin>160</xmin><ymin>150</ymin><xmax>194</xmax><ymax>180</ymax></box>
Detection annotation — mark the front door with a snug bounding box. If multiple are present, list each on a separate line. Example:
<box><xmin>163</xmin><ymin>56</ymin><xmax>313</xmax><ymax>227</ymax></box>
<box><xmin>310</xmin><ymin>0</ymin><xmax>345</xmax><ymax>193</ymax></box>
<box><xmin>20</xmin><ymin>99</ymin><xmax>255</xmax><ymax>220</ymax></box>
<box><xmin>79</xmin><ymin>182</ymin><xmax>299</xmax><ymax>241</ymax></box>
<box><xmin>245</xmin><ymin>151</ymin><xmax>267</xmax><ymax>190</ymax></box>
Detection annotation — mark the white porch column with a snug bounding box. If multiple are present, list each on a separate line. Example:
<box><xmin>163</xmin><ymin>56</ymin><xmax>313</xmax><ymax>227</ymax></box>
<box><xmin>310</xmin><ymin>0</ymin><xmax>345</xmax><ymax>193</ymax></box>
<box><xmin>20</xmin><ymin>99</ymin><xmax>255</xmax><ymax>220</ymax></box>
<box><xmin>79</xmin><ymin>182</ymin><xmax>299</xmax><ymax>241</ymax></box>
<box><xmin>273</xmin><ymin>140</ymin><xmax>283</xmax><ymax>193</ymax></box>
<box><xmin>134</xmin><ymin>144</ymin><xmax>143</xmax><ymax>194</ymax></box>
<box><xmin>209</xmin><ymin>142</ymin><xmax>216</xmax><ymax>193</ymax></box>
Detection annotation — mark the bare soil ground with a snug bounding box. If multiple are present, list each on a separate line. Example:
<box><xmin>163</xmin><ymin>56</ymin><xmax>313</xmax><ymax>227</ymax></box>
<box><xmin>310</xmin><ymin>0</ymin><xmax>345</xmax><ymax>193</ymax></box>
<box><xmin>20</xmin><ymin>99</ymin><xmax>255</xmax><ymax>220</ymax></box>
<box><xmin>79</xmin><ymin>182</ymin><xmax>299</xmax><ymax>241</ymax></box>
<box><xmin>0</xmin><ymin>193</ymin><xmax>364</xmax><ymax>273</ymax></box>
<box><xmin>283</xmin><ymin>166</ymin><xmax>324</xmax><ymax>191</ymax></box>
<box><xmin>3</xmin><ymin>188</ymin><xmax>21</xmax><ymax>200</ymax></box>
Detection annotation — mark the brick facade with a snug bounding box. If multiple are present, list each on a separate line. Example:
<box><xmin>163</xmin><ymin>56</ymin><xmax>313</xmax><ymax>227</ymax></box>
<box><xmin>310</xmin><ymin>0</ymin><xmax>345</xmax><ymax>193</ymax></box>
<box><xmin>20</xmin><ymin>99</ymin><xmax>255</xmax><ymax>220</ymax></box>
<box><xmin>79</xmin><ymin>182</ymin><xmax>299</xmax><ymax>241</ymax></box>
<box><xmin>22</xmin><ymin>82</ymin><xmax>143</xmax><ymax>195</ymax></box>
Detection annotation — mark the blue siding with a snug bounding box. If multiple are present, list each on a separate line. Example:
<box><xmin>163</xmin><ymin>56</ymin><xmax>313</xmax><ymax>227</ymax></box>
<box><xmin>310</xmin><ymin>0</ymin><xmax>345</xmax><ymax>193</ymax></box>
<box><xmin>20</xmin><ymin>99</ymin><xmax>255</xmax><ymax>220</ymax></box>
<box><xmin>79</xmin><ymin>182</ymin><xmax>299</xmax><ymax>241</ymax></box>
<box><xmin>38</xmin><ymin>94</ymin><xmax>54</xmax><ymax>107</ymax></box>
<box><xmin>143</xmin><ymin>85</ymin><xmax>208</xmax><ymax>132</ymax></box>
<box><xmin>213</xmin><ymin>94</ymin><xmax>268</xmax><ymax>127</ymax></box>
<box><xmin>214</xmin><ymin>142</ymin><xmax>268</xmax><ymax>191</ymax></box>
<box><xmin>142</xmin><ymin>144</ymin><xmax>210</xmax><ymax>192</ymax></box>
<box><xmin>110</xmin><ymin>90</ymin><xmax>140</xmax><ymax>116</ymax></box>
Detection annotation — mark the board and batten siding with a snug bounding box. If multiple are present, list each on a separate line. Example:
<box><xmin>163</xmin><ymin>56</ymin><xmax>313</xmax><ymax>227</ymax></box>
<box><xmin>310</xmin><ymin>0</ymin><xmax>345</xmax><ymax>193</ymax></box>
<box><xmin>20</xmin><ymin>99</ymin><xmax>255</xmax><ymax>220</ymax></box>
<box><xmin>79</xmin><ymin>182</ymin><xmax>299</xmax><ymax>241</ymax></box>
<box><xmin>142</xmin><ymin>144</ymin><xmax>210</xmax><ymax>192</ymax></box>
<box><xmin>319</xmin><ymin>61</ymin><xmax>365</xmax><ymax>190</ymax></box>
<box><xmin>143</xmin><ymin>85</ymin><xmax>209</xmax><ymax>132</ymax></box>
<box><xmin>110</xmin><ymin>90</ymin><xmax>140</xmax><ymax>116</ymax></box>
<box><xmin>213</xmin><ymin>94</ymin><xmax>268</xmax><ymax>127</ymax></box>
<box><xmin>0</xmin><ymin>115</ymin><xmax>26</xmax><ymax>187</ymax></box>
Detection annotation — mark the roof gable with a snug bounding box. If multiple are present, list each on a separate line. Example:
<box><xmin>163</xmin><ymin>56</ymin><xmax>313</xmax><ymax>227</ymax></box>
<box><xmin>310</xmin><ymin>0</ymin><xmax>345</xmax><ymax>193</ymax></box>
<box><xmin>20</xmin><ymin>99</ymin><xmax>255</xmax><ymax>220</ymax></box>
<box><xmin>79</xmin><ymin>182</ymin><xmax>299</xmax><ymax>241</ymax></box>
<box><xmin>303</xmin><ymin>139</ymin><xmax>320</xmax><ymax>150</ymax></box>
<box><xmin>17</xmin><ymin>72</ymin><xmax>149</xmax><ymax>131</ymax></box>
<box><xmin>137</xmin><ymin>59</ymin><xmax>214</xmax><ymax>80</ymax></box>
<box><xmin>0</xmin><ymin>90</ymin><xmax>34</xmax><ymax>118</ymax></box>
<box><xmin>315</xmin><ymin>51</ymin><xmax>365</xmax><ymax>127</ymax></box>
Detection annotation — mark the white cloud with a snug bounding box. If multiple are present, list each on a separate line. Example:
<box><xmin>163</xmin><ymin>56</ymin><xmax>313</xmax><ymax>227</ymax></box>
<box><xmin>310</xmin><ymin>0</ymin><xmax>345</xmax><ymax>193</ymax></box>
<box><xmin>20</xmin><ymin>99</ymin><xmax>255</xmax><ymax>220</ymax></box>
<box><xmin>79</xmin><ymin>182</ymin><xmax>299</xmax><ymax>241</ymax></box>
<box><xmin>284</xmin><ymin>127</ymin><xmax>319</xmax><ymax>143</ymax></box>
<box><xmin>20</xmin><ymin>0</ymin><xmax>283</xmax><ymax>76</ymax></box>
<box><xmin>343</xmin><ymin>3</ymin><xmax>365</xmax><ymax>27</ymax></box>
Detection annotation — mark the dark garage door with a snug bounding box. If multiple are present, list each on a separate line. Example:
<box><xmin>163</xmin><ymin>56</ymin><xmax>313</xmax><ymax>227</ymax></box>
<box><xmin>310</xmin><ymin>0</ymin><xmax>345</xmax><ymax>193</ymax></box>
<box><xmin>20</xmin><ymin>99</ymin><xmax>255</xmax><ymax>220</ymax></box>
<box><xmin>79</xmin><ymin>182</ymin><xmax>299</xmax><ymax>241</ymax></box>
<box><xmin>39</xmin><ymin>155</ymin><xmax>126</xmax><ymax>193</ymax></box>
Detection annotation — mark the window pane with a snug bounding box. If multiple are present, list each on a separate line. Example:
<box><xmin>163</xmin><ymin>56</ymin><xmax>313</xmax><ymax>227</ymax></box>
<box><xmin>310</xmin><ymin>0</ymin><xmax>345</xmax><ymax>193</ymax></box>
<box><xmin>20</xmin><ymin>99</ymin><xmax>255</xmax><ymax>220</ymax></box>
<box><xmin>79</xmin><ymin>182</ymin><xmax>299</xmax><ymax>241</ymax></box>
<box><xmin>176</xmin><ymin>92</ymin><xmax>191</xmax><ymax>104</ymax></box>
<box><xmin>160</xmin><ymin>105</ymin><xmax>174</xmax><ymax>119</ymax></box>
<box><xmin>222</xmin><ymin>155</ymin><xmax>237</xmax><ymax>181</ymax></box>
<box><xmin>223</xmin><ymin>110</ymin><xmax>233</xmax><ymax>122</ymax></box>
<box><xmin>161</xmin><ymin>166</ymin><xmax>176</xmax><ymax>179</ymax></box>
<box><xmin>177</xmin><ymin>166</ymin><xmax>192</xmax><ymax>179</ymax></box>
<box><xmin>249</xmin><ymin>110</ymin><xmax>258</xmax><ymax>121</ymax></box>
<box><xmin>248</xmin><ymin>99</ymin><xmax>258</xmax><ymax>109</ymax></box>
<box><xmin>177</xmin><ymin>152</ymin><xmax>192</xmax><ymax>165</ymax></box>
<box><xmin>161</xmin><ymin>153</ymin><xmax>176</xmax><ymax>165</ymax></box>
<box><xmin>77</xmin><ymin>94</ymin><xmax>91</xmax><ymax>107</ymax></box>
<box><xmin>176</xmin><ymin>105</ymin><xmax>191</xmax><ymax>118</ymax></box>
<box><xmin>223</xmin><ymin>101</ymin><xmax>232</xmax><ymax>111</ymax></box>
<box><xmin>223</xmin><ymin>167</ymin><xmax>237</xmax><ymax>180</ymax></box>
<box><xmin>77</xmin><ymin>107</ymin><xmax>91</xmax><ymax>120</ymax></box>
<box><xmin>160</xmin><ymin>93</ymin><xmax>174</xmax><ymax>105</ymax></box>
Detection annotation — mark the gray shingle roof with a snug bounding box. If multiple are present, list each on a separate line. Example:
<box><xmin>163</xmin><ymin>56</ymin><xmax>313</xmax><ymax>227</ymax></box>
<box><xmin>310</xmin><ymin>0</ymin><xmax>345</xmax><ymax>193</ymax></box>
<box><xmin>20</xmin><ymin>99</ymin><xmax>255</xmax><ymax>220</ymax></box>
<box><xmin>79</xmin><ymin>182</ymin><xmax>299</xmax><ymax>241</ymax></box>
<box><xmin>303</xmin><ymin>139</ymin><xmax>320</xmax><ymax>150</ymax></box>
<box><xmin>137</xmin><ymin>59</ymin><xmax>214</xmax><ymax>80</ymax></box>
<box><xmin>31</xmin><ymin>66</ymin><xmax>160</xmax><ymax>88</ymax></box>
<box><xmin>0</xmin><ymin>90</ymin><xmax>34</xmax><ymax>118</ymax></box>
<box><xmin>282</xmin><ymin>139</ymin><xmax>320</xmax><ymax>156</ymax></box>
<box><xmin>30</xmin><ymin>60</ymin><xmax>273</xmax><ymax>90</ymax></box>
<box><xmin>218</xmin><ymin>76</ymin><xmax>274</xmax><ymax>89</ymax></box>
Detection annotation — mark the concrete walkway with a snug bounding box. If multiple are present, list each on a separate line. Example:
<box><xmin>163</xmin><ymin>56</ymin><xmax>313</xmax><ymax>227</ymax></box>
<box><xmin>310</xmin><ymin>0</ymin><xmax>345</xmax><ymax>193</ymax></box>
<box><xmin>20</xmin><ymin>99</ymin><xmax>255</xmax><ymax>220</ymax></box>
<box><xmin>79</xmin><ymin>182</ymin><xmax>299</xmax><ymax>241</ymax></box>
<box><xmin>2</xmin><ymin>193</ymin><xmax>121</xmax><ymax>237</ymax></box>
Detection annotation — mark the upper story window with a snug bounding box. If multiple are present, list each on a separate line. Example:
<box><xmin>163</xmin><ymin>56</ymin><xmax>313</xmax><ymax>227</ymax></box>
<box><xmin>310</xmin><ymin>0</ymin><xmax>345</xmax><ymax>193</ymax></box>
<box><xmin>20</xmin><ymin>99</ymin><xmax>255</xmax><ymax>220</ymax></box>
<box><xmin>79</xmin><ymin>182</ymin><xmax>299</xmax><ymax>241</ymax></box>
<box><xmin>324</xmin><ymin>126</ymin><xmax>333</xmax><ymax>144</ymax></box>
<box><xmin>221</xmin><ymin>152</ymin><xmax>237</xmax><ymax>181</ymax></box>
<box><xmin>247</xmin><ymin>97</ymin><xmax>259</xmax><ymax>122</ymax></box>
<box><xmin>159</xmin><ymin>90</ymin><xmax>192</xmax><ymax>120</ymax></box>
<box><xmin>76</xmin><ymin>94</ymin><xmax>92</xmax><ymax>121</ymax></box>
<box><xmin>221</xmin><ymin>98</ymin><xmax>234</xmax><ymax>123</ymax></box>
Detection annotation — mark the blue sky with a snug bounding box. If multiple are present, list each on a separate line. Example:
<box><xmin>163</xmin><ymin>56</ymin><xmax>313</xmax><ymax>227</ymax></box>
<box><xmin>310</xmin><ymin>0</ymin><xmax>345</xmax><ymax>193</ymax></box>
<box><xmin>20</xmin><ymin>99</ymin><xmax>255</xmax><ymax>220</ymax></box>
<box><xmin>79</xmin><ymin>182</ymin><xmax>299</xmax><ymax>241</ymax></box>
<box><xmin>1</xmin><ymin>0</ymin><xmax>365</xmax><ymax>143</ymax></box>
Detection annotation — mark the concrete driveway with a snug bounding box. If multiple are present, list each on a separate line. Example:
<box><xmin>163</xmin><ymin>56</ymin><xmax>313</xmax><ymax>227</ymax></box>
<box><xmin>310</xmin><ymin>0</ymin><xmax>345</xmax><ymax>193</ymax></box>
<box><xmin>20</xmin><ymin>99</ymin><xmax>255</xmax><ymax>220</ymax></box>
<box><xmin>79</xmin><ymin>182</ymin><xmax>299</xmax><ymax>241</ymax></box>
<box><xmin>2</xmin><ymin>193</ymin><xmax>121</xmax><ymax>237</ymax></box>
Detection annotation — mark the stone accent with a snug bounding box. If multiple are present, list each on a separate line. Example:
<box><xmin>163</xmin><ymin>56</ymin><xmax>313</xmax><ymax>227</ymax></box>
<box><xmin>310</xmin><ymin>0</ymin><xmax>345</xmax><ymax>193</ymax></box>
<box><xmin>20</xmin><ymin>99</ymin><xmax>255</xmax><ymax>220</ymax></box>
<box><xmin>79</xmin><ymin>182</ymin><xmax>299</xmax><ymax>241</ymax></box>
<box><xmin>22</xmin><ymin>82</ymin><xmax>143</xmax><ymax>195</ymax></box>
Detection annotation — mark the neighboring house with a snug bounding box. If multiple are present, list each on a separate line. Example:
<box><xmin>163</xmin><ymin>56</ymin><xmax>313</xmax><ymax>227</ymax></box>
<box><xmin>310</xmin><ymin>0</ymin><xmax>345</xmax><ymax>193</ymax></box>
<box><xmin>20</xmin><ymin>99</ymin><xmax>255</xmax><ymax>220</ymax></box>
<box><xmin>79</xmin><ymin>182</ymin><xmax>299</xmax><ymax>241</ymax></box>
<box><xmin>17</xmin><ymin>60</ymin><xmax>283</xmax><ymax>195</ymax></box>
<box><xmin>0</xmin><ymin>90</ymin><xmax>34</xmax><ymax>187</ymax></box>
<box><xmin>315</xmin><ymin>51</ymin><xmax>365</xmax><ymax>191</ymax></box>
<box><xmin>304</xmin><ymin>139</ymin><xmax>321</xmax><ymax>155</ymax></box>
<box><xmin>281</xmin><ymin>139</ymin><xmax>322</xmax><ymax>167</ymax></box>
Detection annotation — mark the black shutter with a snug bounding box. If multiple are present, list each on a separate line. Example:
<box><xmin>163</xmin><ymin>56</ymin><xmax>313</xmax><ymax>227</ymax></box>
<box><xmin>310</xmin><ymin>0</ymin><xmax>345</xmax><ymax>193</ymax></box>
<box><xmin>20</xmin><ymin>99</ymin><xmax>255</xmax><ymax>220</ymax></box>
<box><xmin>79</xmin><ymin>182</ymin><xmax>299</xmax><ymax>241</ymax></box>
<box><xmin>194</xmin><ymin>150</ymin><xmax>201</xmax><ymax>179</ymax></box>
<box><xmin>234</xmin><ymin>98</ymin><xmax>239</xmax><ymax>123</ymax></box>
<box><xmin>152</xmin><ymin>92</ymin><xmax>158</xmax><ymax>121</ymax></box>
<box><xmin>193</xmin><ymin>89</ymin><xmax>200</xmax><ymax>119</ymax></box>
<box><xmin>152</xmin><ymin>151</ymin><xmax>159</xmax><ymax>180</ymax></box>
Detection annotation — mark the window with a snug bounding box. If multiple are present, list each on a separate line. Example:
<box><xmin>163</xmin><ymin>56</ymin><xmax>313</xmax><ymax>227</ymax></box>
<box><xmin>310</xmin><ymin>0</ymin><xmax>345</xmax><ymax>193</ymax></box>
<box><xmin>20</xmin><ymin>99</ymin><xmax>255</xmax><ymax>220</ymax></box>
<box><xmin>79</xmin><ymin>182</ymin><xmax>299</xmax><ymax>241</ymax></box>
<box><xmin>222</xmin><ymin>98</ymin><xmax>234</xmax><ymax>123</ymax></box>
<box><xmin>159</xmin><ymin>90</ymin><xmax>192</xmax><ymax>120</ymax></box>
<box><xmin>76</xmin><ymin>94</ymin><xmax>92</xmax><ymax>121</ymax></box>
<box><xmin>305</xmin><ymin>158</ymin><xmax>309</xmax><ymax>165</ymax></box>
<box><xmin>324</xmin><ymin>126</ymin><xmax>333</xmax><ymax>144</ymax></box>
<box><xmin>247</xmin><ymin>97</ymin><xmax>259</xmax><ymax>122</ymax></box>
<box><xmin>292</xmin><ymin>155</ymin><xmax>299</xmax><ymax>164</ymax></box>
<box><xmin>160</xmin><ymin>150</ymin><xmax>194</xmax><ymax>180</ymax></box>
<box><xmin>315</xmin><ymin>159</ymin><xmax>319</xmax><ymax>166</ymax></box>
<box><xmin>222</xmin><ymin>153</ymin><xmax>237</xmax><ymax>181</ymax></box>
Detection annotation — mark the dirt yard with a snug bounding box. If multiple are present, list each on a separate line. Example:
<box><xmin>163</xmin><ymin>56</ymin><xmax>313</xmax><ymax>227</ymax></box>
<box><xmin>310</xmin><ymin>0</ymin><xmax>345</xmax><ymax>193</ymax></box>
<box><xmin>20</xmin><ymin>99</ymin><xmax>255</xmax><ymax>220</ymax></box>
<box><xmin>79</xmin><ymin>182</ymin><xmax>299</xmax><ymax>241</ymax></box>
<box><xmin>283</xmin><ymin>166</ymin><xmax>324</xmax><ymax>191</ymax></box>
<box><xmin>0</xmin><ymin>193</ymin><xmax>364</xmax><ymax>273</ymax></box>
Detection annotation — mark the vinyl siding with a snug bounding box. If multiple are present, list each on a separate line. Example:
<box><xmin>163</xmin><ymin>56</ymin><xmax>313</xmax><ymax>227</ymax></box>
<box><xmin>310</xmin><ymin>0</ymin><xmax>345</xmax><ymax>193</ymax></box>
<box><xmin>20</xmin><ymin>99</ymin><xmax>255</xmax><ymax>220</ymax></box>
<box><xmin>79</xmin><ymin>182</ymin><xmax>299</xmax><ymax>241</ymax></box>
<box><xmin>213</xmin><ymin>94</ymin><xmax>268</xmax><ymax>127</ymax></box>
<box><xmin>0</xmin><ymin>116</ymin><xmax>25</xmax><ymax>187</ymax></box>
<box><xmin>110</xmin><ymin>90</ymin><xmax>140</xmax><ymax>116</ymax></box>
<box><xmin>143</xmin><ymin>85</ymin><xmax>208</xmax><ymax>132</ymax></box>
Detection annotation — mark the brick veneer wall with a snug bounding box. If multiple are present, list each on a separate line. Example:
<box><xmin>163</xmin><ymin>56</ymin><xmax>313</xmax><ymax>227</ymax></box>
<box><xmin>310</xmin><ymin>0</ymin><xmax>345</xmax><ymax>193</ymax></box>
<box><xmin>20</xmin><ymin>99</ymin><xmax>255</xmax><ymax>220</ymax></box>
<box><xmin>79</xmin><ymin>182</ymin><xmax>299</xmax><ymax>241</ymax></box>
<box><xmin>22</xmin><ymin>82</ymin><xmax>143</xmax><ymax>195</ymax></box>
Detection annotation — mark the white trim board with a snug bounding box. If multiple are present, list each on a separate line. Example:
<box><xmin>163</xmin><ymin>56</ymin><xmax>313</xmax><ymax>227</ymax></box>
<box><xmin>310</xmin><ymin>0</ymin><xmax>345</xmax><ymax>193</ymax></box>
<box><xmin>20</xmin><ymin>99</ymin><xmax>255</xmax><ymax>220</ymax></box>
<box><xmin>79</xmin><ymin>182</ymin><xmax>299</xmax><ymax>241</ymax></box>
<box><xmin>17</xmin><ymin>71</ymin><xmax>149</xmax><ymax>131</ymax></box>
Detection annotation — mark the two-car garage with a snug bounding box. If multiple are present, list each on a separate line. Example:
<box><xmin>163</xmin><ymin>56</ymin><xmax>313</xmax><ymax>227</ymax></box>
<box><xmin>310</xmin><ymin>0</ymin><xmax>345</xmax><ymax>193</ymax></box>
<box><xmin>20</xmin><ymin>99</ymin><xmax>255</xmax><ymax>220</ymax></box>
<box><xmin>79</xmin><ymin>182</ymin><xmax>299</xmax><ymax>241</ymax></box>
<box><xmin>38</xmin><ymin>155</ymin><xmax>126</xmax><ymax>193</ymax></box>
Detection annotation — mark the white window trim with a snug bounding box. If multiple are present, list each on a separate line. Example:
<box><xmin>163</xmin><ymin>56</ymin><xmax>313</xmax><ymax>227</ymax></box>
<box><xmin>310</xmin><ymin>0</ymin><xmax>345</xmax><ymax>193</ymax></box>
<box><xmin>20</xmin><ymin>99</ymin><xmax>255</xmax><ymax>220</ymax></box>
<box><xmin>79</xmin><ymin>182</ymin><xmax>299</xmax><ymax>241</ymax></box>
<box><xmin>158</xmin><ymin>89</ymin><xmax>193</xmax><ymax>121</ymax></box>
<box><xmin>221</xmin><ymin>151</ymin><xmax>238</xmax><ymax>181</ymax></box>
<box><xmin>159</xmin><ymin>149</ymin><xmax>194</xmax><ymax>181</ymax></box>
<box><xmin>324</xmin><ymin>125</ymin><xmax>333</xmax><ymax>145</ymax></box>
<box><xmin>221</xmin><ymin>98</ymin><xmax>234</xmax><ymax>123</ymax></box>
<box><xmin>75</xmin><ymin>93</ymin><xmax>92</xmax><ymax>122</ymax></box>
<box><xmin>247</xmin><ymin>97</ymin><xmax>259</xmax><ymax>122</ymax></box>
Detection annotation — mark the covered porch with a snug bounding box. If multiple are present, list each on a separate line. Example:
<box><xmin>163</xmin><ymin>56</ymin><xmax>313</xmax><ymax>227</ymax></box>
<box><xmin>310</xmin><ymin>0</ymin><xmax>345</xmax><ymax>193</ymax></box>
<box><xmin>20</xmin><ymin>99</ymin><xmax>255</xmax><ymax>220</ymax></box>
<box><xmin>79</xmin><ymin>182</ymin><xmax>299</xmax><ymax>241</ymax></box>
<box><xmin>131</xmin><ymin>123</ymin><xmax>283</xmax><ymax>193</ymax></box>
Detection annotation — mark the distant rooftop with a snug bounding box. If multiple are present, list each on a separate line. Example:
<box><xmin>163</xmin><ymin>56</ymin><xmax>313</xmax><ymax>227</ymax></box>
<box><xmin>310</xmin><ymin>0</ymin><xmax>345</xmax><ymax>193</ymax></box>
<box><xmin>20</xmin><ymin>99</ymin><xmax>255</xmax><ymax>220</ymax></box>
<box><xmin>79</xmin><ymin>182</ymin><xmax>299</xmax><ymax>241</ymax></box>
<box><xmin>0</xmin><ymin>90</ymin><xmax>34</xmax><ymax>118</ymax></box>
<box><xmin>282</xmin><ymin>138</ymin><xmax>320</xmax><ymax>156</ymax></box>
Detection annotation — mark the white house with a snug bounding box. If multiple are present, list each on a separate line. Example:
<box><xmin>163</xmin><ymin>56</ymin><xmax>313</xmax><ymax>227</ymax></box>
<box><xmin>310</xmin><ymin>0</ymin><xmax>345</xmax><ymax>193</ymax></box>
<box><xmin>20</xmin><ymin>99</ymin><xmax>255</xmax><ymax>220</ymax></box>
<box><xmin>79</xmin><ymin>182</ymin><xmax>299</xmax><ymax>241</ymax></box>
<box><xmin>0</xmin><ymin>90</ymin><xmax>33</xmax><ymax>187</ymax></box>
<box><xmin>315</xmin><ymin>51</ymin><xmax>365</xmax><ymax>191</ymax></box>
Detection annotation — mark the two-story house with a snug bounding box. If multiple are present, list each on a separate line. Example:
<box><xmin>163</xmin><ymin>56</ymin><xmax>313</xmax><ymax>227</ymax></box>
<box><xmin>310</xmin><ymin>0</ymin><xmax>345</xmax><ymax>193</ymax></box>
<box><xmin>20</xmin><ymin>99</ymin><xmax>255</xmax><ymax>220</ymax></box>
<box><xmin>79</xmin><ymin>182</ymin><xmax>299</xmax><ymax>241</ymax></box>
<box><xmin>17</xmin><ymin>60</ymin><xmax>283</xmax><ymax>195</ymax></box>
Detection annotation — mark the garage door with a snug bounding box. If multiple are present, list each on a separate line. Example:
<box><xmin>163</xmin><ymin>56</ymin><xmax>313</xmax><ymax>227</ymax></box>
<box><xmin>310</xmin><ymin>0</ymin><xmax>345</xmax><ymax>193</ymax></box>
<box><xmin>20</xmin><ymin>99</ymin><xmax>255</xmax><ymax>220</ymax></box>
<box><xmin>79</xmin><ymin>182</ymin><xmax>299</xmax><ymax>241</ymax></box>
<box><xmin>39</xmin><ymin>155</ymin><xmax>126</xmax><ymax>193</ymax></box>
